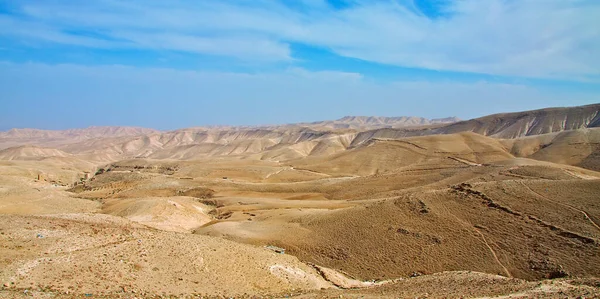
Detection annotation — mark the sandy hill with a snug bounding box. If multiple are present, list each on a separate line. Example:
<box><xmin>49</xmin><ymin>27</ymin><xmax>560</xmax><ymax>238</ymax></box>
<box><xmin>0</xmin><ymin>104</ymin><xmax>598</xmax><ymax>164</ymax></box>
<box><xmin>48</xmin><ymin>128</ymin><xmax>346</xmax><ymax>162</ymax></box>
<box><xmin>0</xmin><ymin>126</ymin><xmax>160</xmax><ymax>150</ymax></box>
<box><xmin>271</xmin><ymin>180</ymin><xmax>600</xmax><ymax>281</ymax></box>
<box><xmin>2</xmin><ymin>104</ymin><xmax>600</xmax><ymax>298</ymax></box>
<box><xmin>0</xmin><ymin>126</ymin><xmax>158</xmax><ymax>139</ymax></box>
<box><xmin>0</xmin><ymin>145</ymin><xmax>72</xmax><ymax>160</ymax></box>
<box><xmin>292</xmin><ymin>132</ymin><xmax>513</xmax><ymax>176</ymax></box>
<box><xmin>439</xmin><ymin>103</ymin><xmax>600</xmax><ymax>138</ymax></box>
<box><xmin>505</xmin><ymin>128</ymin><xmax>600</xmax><ymax>171</ymax></box>
<box><xmin>350</xmin><ymin>103</ymin><xmax>600</xmax><ymax>146</ymax></box>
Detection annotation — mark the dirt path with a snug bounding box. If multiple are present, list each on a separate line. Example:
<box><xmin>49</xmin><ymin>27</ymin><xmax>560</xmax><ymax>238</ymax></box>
<box><xmin>473</xmin><ymin>228</ymin><xmax>513</xmax><ymax>278</ymax></box>
<box><xmin>264</xmin><ymin>167</ymin><xmax>291</xmax><ymax>179</ymax></box>
<box><xmin>564</xmin><ymin>169</ymin><xmax>599</xmax><ymax>180</ymax></box>
<box><xmin>286</xmin><ymin>166</ymin><xmax>331</xmax><ymax>177</ymax></box>
<box><xmin>520</xmin><ymin>181</ymin><xmax>600</xmax><ymax>232</ymax></box>
<box><xmin>448</xmin><ymin>156</ymin><xmax>482</xmax><ymax>166</ymax></box>
<box><xmin>472</xmin><ymin>280</ymin><xmax>596</xmax><ymax>299</ymax></box>
<box><xmin>444</xmin><ymin>208</ymin><xmax>513</xmax><ymax>278</ymax></box>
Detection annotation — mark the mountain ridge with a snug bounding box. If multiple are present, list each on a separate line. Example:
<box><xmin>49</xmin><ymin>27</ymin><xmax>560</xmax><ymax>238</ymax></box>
<box><xmin>1</xmin><ymin>104</ymin><xmax>599</xmax><ymax>167</ymax></box>
<box><xmin>2</xmin><ymin>105</ymin><xmax>600</xmax><ymax>298</ymax></box>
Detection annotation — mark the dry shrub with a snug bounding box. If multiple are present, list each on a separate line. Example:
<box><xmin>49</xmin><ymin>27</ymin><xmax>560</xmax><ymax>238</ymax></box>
<box><xmin>180</xmin><ymin>187</ymin><xmax>215</xmax><ymax>199</ymax></box>
<box><xmin>67</xmin><ymin>185</ymin><xmax>92</xmax><ymax>193</ymax></box>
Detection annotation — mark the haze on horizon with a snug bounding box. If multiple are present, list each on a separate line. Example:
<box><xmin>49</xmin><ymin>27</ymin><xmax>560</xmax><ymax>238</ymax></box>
<box><xmin>1</xmin><ymin>0</ymin><xmax>599</xmax><ymax>130</ymax></box>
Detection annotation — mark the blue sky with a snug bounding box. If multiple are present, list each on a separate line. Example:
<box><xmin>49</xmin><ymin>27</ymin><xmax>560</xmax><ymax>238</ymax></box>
<box><xmin>0</xmin><ymin>0</ymin><xmax>599</xmax><ymax>130</ymax></box>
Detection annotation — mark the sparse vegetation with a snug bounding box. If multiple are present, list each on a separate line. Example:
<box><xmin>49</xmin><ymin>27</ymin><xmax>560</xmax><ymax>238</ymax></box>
<box><xmin>1</xmin><ymin>104</ymin><xmax>600</xmax><ymax>297</ymax></box>
<box><xmin>179</xmin><ymin>187</ymin><xmax>215</xmax><ymax>199</ymax></box>
<box><xmin>67</xmin><ymin>184</ymin><xmax>92</xmax><ymax>193</ymax></box>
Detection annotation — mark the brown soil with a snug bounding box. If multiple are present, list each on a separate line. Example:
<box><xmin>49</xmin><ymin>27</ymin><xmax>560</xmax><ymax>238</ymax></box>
<box><xmin>1</xmin><ymin>116</ymin><xmax>600</xmax><ymax>297</ymax></box>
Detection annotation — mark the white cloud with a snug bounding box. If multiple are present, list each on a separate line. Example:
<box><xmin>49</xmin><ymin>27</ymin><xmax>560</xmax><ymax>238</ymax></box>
<box><xmin>1</xmin><ymin>0</ymin><xmax>599</xmax><ymax>79</ymax></box>
<box><xmin>113</xmin><ymin>32</ymin><xmax>291</xmax><ymax>62</ymax></box>
<box><xmin>296</xmin><ymin>0</ymin><xmax>600</xmax><ymax>79</ymax></box>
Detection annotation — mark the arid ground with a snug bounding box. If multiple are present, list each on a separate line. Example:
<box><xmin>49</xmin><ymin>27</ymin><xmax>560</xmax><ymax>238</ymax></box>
<box><xmin>1</xmin><ymin>104</ymin><xmax>600</xmax><ymax>298</ymax></box>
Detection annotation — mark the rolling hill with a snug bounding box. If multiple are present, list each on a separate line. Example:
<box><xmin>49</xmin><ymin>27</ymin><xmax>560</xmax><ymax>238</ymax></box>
<box><xmin>1</xmin><ymin>104</ymin><xmax>597</xmax><ymax>166</ymax></box>
<box><xmin>1</xmin><ymin>103</ymin><xmax>600</xmax><ymax>298</ymax></box>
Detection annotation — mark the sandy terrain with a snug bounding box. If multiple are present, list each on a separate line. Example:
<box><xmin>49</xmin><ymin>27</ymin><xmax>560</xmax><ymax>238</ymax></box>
<box><xmin>1</xmin><ymin>105</ymin><xmax>600</xmax><ymax>298</ymax></box>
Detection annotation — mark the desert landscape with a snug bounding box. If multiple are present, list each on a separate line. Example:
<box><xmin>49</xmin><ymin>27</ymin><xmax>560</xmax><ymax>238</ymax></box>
<box><xmin>0</xmin><ymin>104</ymin><xmax>598</xmax><ymax>298</ymax></box>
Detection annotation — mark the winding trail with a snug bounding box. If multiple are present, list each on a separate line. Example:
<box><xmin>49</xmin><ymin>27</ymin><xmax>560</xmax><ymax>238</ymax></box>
<box><xmin>519</xmin><ymin>181</ymin><xmax>600</xmax><ymax>232</ymax></box>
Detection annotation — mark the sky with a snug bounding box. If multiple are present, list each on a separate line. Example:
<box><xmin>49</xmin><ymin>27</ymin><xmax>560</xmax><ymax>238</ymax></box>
<box><xmin>0</xmin><ymin>0</ymin><xmax>599</xmax><ymax>130</ymax></box>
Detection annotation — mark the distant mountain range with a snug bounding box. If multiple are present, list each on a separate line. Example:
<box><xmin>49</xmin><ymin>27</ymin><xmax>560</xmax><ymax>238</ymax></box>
<box><xmin>0</xmin><ymin>104</ymin><xmax>598</xmax><ymax>166</ymax></box>
<box><xmin>0</xmin><ymin>126</ymin><xmax>159</xmax><ymax>139</ymax></box>
<box><xmin>299</xmin><ymin>116</ymin><xmax>461</xmax><ymax>130</ymax></box>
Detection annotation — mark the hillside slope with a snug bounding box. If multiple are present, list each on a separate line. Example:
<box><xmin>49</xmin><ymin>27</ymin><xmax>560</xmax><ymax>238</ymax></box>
<box><xmin>440</xmin><ymin>103</ymin><xmax>600</xmax><ymax>138</ymax></box>
<box><xmin>0</xmin><ymin>104</ymin><xmax>598</xmax><ymax>166</ymax></box>
<box><xmin>0</xmin><ymin>145</ymin><xmax>72</xmax><ymax>160</ymax></box>
<box><xmin>505</xmin><ymin>128</ymin><xmax>600</xmax><ymax>171</ymax></box>
<box><xmin>350</xmin><ymin>104</ymin><xmax>600</xmax><ymax>146</ymax></box>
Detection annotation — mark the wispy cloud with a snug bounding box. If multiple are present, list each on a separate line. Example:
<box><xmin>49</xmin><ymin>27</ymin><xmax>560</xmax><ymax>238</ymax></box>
<box><xmin>0</xmin><ymin>0</ymin><xmax>599</xmax><ymax>80</ymax></box>
<box><xmin>1</xmin><ymin>61</ymin><xmax>598</xmax><ymax>130</ymax></box>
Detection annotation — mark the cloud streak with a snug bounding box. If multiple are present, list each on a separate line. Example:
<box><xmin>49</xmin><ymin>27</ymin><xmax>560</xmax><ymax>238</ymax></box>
<box><xmin>1</xmin><ymin>0</ymin><xmax>599</xmax><ymax>80</ymax></box>
<box><xmin>1</xmin><ymin>62</ymin><xmax>598</xmax><ymax>130</ymax></box>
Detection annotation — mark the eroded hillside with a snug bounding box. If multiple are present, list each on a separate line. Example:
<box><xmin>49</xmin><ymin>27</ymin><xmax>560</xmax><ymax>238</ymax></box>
<box><xmin>1</xmin><ymin>104</ymin><xmax>600</xmax><ymax>298</ymax></box>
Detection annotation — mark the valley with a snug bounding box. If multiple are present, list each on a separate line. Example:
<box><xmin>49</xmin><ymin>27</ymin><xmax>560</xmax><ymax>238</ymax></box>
<box><xmin>1</xmin><ymin>104</ymin><xmax>600</xmax><ymax>298</ymax></box>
